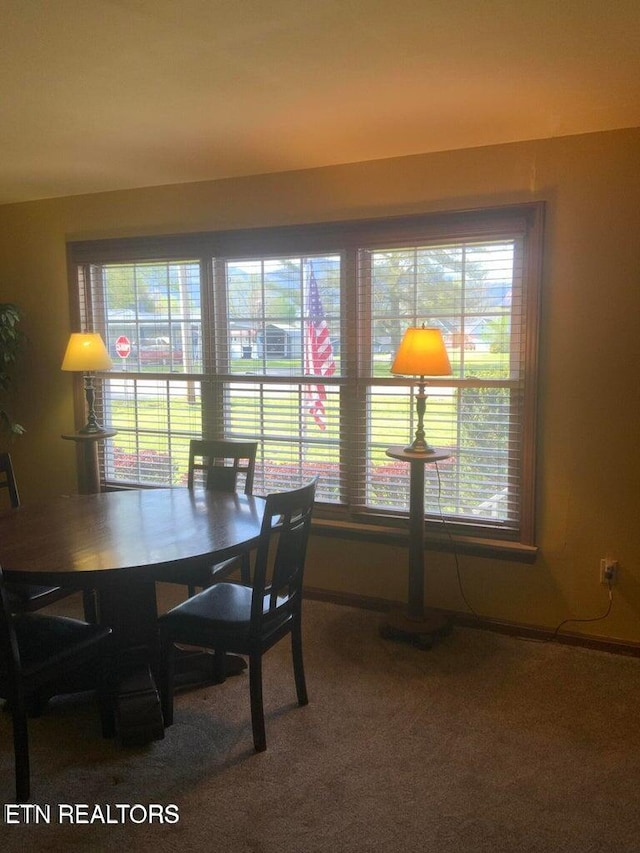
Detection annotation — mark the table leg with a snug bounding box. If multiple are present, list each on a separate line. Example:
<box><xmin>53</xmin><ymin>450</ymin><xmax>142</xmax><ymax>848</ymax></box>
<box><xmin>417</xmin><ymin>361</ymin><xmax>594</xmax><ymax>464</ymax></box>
<box><xmin>97</xmin><ymin>580</ymin><xmax>165</xmax><ymax>746</ymax></box>
<box><xmin>97</xmin><ymin>580</ymin><xmax>246</xmax><ymax>744</ymax></box>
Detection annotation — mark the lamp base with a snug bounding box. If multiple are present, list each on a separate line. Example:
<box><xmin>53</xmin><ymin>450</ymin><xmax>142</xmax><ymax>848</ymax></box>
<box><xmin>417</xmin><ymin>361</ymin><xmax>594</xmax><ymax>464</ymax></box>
<box><xmin>78</xmin><ymin>423</ymin><xmax>108</xmax><ymax>435</ymax></box>
<box><xmin>380</xmin><ymin>608</ymin><xmax>452</xmax><ymax>650</ymax></box>
<box><xmin>404</xmin><ymin>438</ymin><xmax>437</xmax><ymax>454</ymax></box>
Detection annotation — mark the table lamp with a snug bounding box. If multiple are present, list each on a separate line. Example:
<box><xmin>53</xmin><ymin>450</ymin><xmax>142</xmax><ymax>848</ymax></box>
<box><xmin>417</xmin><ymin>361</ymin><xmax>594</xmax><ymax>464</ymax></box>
<box><xmin>391</xmin><ymin>325</ymin><xmax>452</xmax><ymax>454</ymax></box>
<box><xmin>61</xmin><ymin>332</ymin><xmax>113</xmax><ymax>434</ymax></box>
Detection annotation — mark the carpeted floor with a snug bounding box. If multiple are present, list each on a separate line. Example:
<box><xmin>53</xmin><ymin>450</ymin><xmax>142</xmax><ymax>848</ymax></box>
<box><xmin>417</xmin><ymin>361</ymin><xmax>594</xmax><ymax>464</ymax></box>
<box><xmin>2</xmin><ymin>594</ymin><xmax>640</xmax><ymax>852</ymax></box>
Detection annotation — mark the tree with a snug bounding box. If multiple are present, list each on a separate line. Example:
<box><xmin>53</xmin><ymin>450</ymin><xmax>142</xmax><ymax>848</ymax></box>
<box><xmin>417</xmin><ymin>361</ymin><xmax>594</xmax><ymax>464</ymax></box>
<box><xmin>371</xmin><ymin>246</ymin><xmax>467</xmax><ymax>353</ymax></box>
<box><xmin>486</xmin><ymin>314</ymin><xmax>510</xmax><ymax>353</ymax></box>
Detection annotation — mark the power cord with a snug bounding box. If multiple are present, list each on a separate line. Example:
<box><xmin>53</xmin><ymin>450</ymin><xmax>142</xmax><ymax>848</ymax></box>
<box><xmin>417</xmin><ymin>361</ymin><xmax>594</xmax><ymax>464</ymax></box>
<box><xmin>433</xmin><ymin>462</ymin><xmax>479</xmax><ymax>618</ymax></box>
<box><xmin>433</xmin><ymin>462</ymin><xmax>614</xmax><ymax>639</ymax></box>
<box><xmin>550</xmin><ymin>581</ymin><xmax>613</xmax><ymax>641</ymax></box>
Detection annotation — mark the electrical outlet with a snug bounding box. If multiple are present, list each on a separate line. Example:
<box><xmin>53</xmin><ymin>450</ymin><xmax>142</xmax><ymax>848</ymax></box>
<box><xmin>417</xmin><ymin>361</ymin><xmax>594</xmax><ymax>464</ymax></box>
<box><xmin>600</xmin><ymin>558</ymin><xmax>618</xmax><ymax>585</ymax></box>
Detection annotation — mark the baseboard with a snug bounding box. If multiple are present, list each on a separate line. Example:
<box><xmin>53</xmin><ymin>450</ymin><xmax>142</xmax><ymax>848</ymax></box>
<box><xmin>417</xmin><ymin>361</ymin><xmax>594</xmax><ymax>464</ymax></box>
<box><xmin>303</xmin><ymin>586</ymin><xmax>640</xmax><ymax>658</ymax></box>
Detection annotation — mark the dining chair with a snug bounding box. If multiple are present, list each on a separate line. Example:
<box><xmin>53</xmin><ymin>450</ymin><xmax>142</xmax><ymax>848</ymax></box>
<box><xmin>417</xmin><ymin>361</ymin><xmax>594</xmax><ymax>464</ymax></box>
<box><xmin>0</xmin><ymin>565</ymin><xmax>114</xmax><ymax>802</ymax></box>
<box><xmin>185</xmin><ymin>438</ymin><xmax>258</xmax><ymax>594</ymax></box>
<box><xmin>188</xmin><ymin>438</ymin><xmax>257</xmax><ymax>496</ymax></box>
<box><xmin>0</xmin><ymin>452</ymin><xmax>90</xmax><ymax>616</ymax></box>
<box><xmin>159</xmin><ymin>477</ymin><xmax>317</xmax><ymax>752</ymax></box>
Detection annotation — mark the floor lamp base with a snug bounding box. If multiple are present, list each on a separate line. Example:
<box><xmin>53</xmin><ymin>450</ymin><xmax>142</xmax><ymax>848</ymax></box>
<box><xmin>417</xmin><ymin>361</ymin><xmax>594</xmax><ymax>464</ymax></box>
<box><xmin>380</xmin><ymin>607</ymin><xmax>452</xmax><ymax>650</ymax></box>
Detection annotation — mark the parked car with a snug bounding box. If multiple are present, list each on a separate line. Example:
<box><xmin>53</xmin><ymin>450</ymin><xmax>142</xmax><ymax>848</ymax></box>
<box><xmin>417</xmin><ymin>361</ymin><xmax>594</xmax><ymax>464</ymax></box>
<box><xmin>138</xmin><ymin>338</ymin><xmax>183</xmax><ymax>366</ymax></box>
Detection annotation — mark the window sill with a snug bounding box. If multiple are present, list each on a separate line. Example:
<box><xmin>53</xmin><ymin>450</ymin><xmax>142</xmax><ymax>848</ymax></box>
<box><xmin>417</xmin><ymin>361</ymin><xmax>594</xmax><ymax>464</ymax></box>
<box><xmin>310</xmin><ymin>518</ymin><xmax>538</xmax><ymax>563</ymax></box>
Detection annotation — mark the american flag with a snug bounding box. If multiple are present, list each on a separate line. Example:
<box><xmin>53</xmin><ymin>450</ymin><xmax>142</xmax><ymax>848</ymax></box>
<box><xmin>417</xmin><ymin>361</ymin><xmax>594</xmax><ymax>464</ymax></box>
<box><xmin>304</xmin><ymin>262</ymin><xmax>335</xmax><ymax>430</ymax></box>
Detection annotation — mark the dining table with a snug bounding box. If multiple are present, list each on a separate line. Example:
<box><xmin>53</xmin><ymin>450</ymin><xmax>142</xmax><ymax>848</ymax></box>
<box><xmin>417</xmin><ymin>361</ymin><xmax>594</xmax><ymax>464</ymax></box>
<box><xmin>0</xmin><ymin>487</ymin><xmax>265</xmax><ymax>745</ymax></box>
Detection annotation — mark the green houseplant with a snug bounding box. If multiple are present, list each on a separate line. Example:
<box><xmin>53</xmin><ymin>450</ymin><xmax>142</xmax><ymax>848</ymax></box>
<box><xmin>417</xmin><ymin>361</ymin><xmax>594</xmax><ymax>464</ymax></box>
<box><xmin>0</xmin><ymin>303</ymin><xmax>26</xmax><ymax>436</ymax></box>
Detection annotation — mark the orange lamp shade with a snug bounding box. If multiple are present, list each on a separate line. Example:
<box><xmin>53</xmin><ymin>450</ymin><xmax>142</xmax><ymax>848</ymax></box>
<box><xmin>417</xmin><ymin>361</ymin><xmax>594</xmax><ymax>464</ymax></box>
<box><xmin>391</xmin><ymin>327</ymin><xmax>451</xmax><ymax>377</ymax></box>
<box><xmin>61</xmin><ymin>333</ymin><xmax>113</xmax><ymax>372</ymax></box>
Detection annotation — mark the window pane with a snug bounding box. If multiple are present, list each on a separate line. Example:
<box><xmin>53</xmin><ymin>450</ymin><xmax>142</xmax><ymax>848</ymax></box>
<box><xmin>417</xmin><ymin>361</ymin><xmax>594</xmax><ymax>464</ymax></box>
<box><xmin>99</xmin><ymin>261</ymin><xmax>201</xmax><ymax>373</ymax></box>
<box><xmin>367</xmin><ymin>236</ymin><xmax>524</xmax><ymax>529</ymax></box>
<box><xmin>102</xmin><ymin>376</ymin><xmax>202</xmax><ymax>486</ymax></box>
<box><xmin>221</xmin><ymin>255</ymin><xmax>341</xmax><ymax>502</ymax></box>
<box><xmin>366</xmin><ymin>384</ymin><xmax>457</xmax><ymax>512</ymax></box>
<box><xmin>224</xmin><ymin>256</ymin><xmax>341</xmax><ymax>377</ymax></box>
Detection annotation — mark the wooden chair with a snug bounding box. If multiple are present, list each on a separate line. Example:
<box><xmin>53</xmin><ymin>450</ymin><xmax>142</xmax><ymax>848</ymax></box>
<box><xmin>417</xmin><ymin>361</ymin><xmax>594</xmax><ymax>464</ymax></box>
<box><xmin>188</xmin><ymin>438</ymin><xmax>257</xmax><ymax>495</ymax></box>
<box><xmin>0</xmin><ymin>452</ymin><xmax>90</xmax><ymax>616</ymax></box>
<box><xmin>159</xmin><ymin>477</ymin><xmax>317</xmax><ymax>752</ymax></box>
<box><xmin>186</xmin><ymin>439</ymin><xmax>258</xmax><ymax>594</ymax></box>
<box><xmin>0</xmin><ymin>565</ymin><xmax>114</xmax><ymax>802</ymax></box>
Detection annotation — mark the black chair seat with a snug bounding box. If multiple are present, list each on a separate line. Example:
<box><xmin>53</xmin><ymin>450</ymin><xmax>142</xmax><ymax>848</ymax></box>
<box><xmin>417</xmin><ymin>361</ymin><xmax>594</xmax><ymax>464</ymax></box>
<box><xmin>4</xmin><ymin>582</ymin><xmax>75</xmax><ymax>614</ymax></box>
<box><xmin>162</xmin><ymin>582</ymin><xmax>290</xmax><ymax>646</ymax></box>
<box><xmin>4</xmin><ymin>614</ymin><xmax>111</xmax><ymax>683</ymax></box>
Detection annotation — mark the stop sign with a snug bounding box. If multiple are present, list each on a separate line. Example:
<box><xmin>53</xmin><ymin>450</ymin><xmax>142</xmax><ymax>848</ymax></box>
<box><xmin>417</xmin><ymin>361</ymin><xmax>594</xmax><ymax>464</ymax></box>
<box><xmin>115</xmin><ymin>335</ymin><xmax>131</xmax><ymax>358</ymax></box>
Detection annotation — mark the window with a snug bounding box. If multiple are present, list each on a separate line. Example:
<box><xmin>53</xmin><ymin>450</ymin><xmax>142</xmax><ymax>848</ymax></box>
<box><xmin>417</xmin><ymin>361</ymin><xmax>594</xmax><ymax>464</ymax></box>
<box><xmin>69</xmin><ymin>203</ymin><xmax>543</xmax><ymax>547</ymax></box>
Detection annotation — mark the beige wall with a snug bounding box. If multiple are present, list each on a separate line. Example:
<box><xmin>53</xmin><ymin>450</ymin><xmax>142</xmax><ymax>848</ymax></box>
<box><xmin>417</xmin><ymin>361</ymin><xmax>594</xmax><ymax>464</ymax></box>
<box><xmin>1</xmin><ymin>127</ymin><xmax>639</xmax><ymax>641</ymax></box>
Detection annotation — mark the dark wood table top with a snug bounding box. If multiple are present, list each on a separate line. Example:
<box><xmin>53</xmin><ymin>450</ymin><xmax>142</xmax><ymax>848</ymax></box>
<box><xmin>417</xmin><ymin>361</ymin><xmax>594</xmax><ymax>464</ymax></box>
<box><xmin>0</xmin><ymin>488</ymin><xmax>265</xmax><ymax>587</ymax></box>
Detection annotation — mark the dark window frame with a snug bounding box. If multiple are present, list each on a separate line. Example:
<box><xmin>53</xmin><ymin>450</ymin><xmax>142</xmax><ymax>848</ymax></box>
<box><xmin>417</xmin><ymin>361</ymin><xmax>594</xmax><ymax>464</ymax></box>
<box><xmin>68</xmin><ymin>202</ymin><xmax>544</xmax><ymax>554</ymax></box>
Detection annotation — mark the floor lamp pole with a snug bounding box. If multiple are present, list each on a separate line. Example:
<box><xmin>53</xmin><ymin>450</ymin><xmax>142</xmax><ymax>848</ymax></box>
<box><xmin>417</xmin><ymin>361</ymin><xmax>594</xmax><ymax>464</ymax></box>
<box><xmin>381</xmin><ymin>445</ymin><xmax>451</xmax><ymax>649</ymax></box>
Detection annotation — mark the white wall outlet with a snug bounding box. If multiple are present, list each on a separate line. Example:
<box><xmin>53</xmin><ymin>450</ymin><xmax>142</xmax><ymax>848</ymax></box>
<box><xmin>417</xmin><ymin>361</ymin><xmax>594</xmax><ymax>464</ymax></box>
<box><xmin>600</xmin><ymin>558</ymin><xmax>618</xmax><ymax>585</ymax></box>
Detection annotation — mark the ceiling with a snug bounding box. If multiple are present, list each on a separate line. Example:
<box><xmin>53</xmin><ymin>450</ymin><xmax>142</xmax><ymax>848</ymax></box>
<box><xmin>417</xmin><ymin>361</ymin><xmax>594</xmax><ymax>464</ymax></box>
<box><xmin>2</xmin><ymin>0</ymin><xmax>639</xmax><ymax>205</ymax></box>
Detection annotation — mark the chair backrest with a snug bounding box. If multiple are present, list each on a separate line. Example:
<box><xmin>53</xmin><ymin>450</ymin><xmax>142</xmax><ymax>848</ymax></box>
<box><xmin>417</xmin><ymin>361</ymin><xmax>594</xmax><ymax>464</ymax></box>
<box><xmin>0</xmin><ymin>566</ymin><xmax>22</xmax><ymax>689</ymax></box>
<box><xmin>0</xmin><ymin>452</ymin><xmax>20</xmax><ymax>509</ymax></box>
<box><xmin>187</xmin><ymin>439</ymin><xmax>257</xmax><ymax>495</ymax></box>
<box><xmin>250</xmin><ymin>478</ymin><xmax>317</xmax><ymax>628</ymax></box>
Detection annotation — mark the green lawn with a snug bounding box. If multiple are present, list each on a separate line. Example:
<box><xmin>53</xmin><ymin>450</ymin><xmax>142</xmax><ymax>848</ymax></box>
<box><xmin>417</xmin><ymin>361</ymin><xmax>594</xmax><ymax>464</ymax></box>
<box><xmin>132</xmin><ymin>349</ymin><xmax>508</xmax><ymax>377</ymax></box>
<box><xmin>108</xmin><ymin>349</ymin><xmax>507</xmax><ymax>482</ymax></box>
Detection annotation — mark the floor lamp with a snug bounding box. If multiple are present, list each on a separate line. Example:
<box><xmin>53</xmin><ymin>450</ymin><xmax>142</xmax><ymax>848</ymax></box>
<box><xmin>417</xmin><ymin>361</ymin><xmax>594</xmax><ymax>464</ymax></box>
<box><xmin>381</xmin><ymin>325</ymin><xmax>453</xmax><ymax>649</ymax></box>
